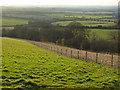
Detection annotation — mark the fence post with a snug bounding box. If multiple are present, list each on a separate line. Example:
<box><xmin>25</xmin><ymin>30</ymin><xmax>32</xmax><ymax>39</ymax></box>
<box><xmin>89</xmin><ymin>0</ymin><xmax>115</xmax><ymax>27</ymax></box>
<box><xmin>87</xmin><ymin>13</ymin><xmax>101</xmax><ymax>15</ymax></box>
<box><xmin>54</xmin><ymin>47</ymin><xmax>55</xmax><ymax>52</ymax></box>
<box><xmin>44</xmin><ymin>45</ymin><xmax>45</xmax><ymax>49</ymax></box>
<box><xmin>55</xmin><ymin>47</ymin><xmax>56</xmax><ymax>53</ymax></box>
<box><xmin>41</xmin><ymin>44</ymin><xmax>42</xmax><ymax>48</ymax></box>
<box><xmin>79</xmin><ymin>50</ymin><xmax>81</xmax><ymax>59</ymax></box>
<box><xmin>57</xmin><ymin>48</ymin><xmax>59</xmax><ymax>53</ymax></box>
<box><xmin>42</xmin><ymin>44</ymin><xmax>43</xmax><ymax>48</ymax></box>
<box><xmin>45</xmin><ymin>45</ymin><xmax>46</xmax><ymax>49</ymax></box>
<box><xmin>118</xmin><ymin>55</ymin><xmax>120</xmax><ymax>69</ymax></box>
<box><xmin>78</xmin><ymin>51</ymin><xmax>79</xmax><ymax>59</ymax></box>
<box><xmin>66</xmin><ymin>49</ymin><xmax>67</xmax><ymax>56</ymax></box>
<box><xmin>40</xmin><ymin>43</ymin><xmax>41</xmax><ymax>47</ymax></box>
<box><xmin>111</xmin><ymin>54</ymin><xmax>114</xmax><ymax>67</ymax></box>
<box><xmin>45</xmin><ymin>45</ymin><xmax>47</xmax><ymax>49</ymax></box>
<box><xmin>71</xmin><ymin>50</ymin><xmax>72</xmax><ymax>58</ymax></box>
<box><xmin>42</xmin><ymin>44</ymin><xmax>44</xmax><ymax>48</ymax></box>
<box><xmin>61</xmin><ymin>49</ymin><xmax>62</xmax><ymax>55</ymax></box>
<box><xmin>43</xmin><ymin>44</ymin><xmax>44</xmax><ymax>49</ymax></box>
<box><xmin>86</xmin><ymin>51</ymin><xmax>87</xmax><ymax>61</ymax></box>
<box><xmin>56</xmin><ymin>47</ymin><xmax>58</xmax><ymax>53</ymax></box>
<box><xmin>96</xmin><ymin>52</ymin><xmax>98</xmax><ymax>63</ymax></box>
<box><xmin>51</xmin><ymin>47</ymin><xmax>52</xmax><ymax>51</ymax></box>
<box><xmin>49</xmin><ymin>46</ymin><xmax>50</xmax><ymax>51</ymax></box>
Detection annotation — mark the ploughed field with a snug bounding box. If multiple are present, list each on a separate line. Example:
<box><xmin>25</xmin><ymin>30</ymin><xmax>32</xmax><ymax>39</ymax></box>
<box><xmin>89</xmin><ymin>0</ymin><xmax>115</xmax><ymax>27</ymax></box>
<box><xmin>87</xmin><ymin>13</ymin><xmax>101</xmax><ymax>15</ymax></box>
<box><xmin>2</xmin><ymin>37</ymin><xmax>120</xmax><ymax>89</ymax></box>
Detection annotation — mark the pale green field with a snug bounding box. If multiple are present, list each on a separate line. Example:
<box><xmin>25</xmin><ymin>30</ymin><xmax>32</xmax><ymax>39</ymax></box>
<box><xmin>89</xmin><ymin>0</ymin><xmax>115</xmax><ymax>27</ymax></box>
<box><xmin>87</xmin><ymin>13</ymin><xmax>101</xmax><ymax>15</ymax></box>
<box><xmin>2</xmin><ymin>17</ymin><xmax>28</xmax><ymax>26</ymax></box>
<box><xmin>65</xmin><ymin>15</ymin><xmax>114</xmax><ymax>19</ymax></box>
<box><xmin>52</xmin><ymin>21</ymin><xmax>115</xmax><ymax>27</ymax></box>
<box><xmin>89</xmin><ymin>29</ymin><xmax>119</xmax><ymax>40</ymax></box>
<box><xmin>2</xmin><ymin>27</ymin><xmax>14</xmax><ymax>30</ymax></box>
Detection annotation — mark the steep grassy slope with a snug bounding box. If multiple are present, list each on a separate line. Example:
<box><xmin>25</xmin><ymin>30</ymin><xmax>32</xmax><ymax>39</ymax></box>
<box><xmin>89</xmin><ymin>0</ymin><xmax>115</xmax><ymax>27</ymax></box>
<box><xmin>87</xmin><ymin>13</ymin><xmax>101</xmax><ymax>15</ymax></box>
<box><xmin>2</xmin><ymin>37</ymin><xmax>120</xmax><ymax>89</ymax></box>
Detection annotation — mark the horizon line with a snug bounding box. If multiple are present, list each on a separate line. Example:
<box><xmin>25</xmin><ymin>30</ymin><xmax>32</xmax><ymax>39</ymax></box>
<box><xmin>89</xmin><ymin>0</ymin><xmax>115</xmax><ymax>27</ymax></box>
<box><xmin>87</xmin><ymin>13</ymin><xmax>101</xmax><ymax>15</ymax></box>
<box><xmin>0</xmin><ymin>4</ymin><xmax>118</xmax><ymax>7</ymax></box>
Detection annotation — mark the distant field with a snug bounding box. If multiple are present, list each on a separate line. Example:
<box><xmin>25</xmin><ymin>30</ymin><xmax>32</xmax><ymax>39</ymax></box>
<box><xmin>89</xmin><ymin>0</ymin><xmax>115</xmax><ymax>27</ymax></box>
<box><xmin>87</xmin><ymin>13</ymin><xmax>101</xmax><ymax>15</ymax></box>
<box><xmin>46</xmin><ymin>12</ymin><xmax>115</xmax><ymax>19</ymax></box>
<box><xmin>65</xmin><ymin>15</ymin><xmax>114</xmax><ymax>19</ymax></box>
<box><xmin>53</xmin><ymin>21</ymin><xmax>115</xmax><ymax>27</ymax></box>
<box><xmin>89</xmin><ymin>29</ymin><xmax>119</xmax><ymax>40</ymax></box>
<box><xmin>2</xmin><ymin>37</ymin><xmax>119</xmax><ymax>89</ymax></box>
<box><xmin>2</xmin><ymin>17</ymin><xmax>28</xmax><ymax>26</ymax></box>
<box><xmin>53</xmin><ymin>21</ymin><xmax>117</xmax><ymax>40</ymax></box>
<box><xmin>2</xmin><ymin>27</ymin><xmax>14</xmax><ymax>30</ymax></box>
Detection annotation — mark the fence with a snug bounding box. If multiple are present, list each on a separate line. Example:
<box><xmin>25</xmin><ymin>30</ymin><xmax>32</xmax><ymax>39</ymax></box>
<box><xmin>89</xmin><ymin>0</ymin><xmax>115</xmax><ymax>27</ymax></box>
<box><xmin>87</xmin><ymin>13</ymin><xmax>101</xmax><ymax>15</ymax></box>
<box><xmin>29</xmin><ymin>41</ymin><xmax>120</xmax><ymax>69</ymax></box>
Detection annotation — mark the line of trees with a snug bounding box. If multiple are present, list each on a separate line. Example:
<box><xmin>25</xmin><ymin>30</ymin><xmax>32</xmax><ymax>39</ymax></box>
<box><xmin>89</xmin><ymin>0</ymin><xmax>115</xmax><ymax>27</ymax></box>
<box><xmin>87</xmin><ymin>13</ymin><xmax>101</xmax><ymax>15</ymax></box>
<box><xmin>2</xmin><ymin>21</ymin><xmax>119</xmax><ymax>54</ymax></box>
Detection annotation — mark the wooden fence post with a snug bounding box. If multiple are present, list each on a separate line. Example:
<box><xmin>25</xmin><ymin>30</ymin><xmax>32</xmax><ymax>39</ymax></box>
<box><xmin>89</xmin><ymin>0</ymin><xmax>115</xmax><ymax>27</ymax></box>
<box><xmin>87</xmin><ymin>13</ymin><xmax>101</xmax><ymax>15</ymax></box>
<box><xmin>45</xmin><ymin>45</ymin><xmax>47</xmax><ymax>49</ymax></box>
<box><xmin>118</xmin><ymin>55</ymin><xmax>120</xmax><ymax>69</ymax></box>
<box><xmin>48</xmin><ymin>46</ymin><xmax>49</xmax><ymax>50</ymax></box>
<box><xmin>61</xmin><ymin>49</ymin><xmax>62</xmax><ymax>55</ymax></box>
<box><xmin>79</xmin><ymin>50</ymin><xmax>81</xmax><ymax>59</ymax></box>
<box><xmin>54</xmin><ymin>47</ymin><xmax>55</xmax><ymax>52</ymax></box>
<box><xmin>42</xmin><ymin>44</ymin><xmax>43</xmax><ymax>48</ymax></box>
<box><xmin>56</xmin><ymin>47</ymin><xmax>58</xmax><ymax>53</ymax></box>
<box><xmin>42</xmin><ymin>44</ymin><xmax>44</xmax><ymax>48</ymax></box>
<box><xmin>44</xmin><ymin>45</ymin><xmax>46</xmax><ymax>49</ymax></box>
<box><xmin>55</xmin><ymin>47</ymin><xmax>56</xmax><ymax>53</ymax></box>
<box><xmin>49</xmin><ymin>46</ymin><xmax>50</xmax><ymax>51</ymax></box>
<box><xmin>96</xmin><ymin>52</ymin><xmax>98</xmax><ymax>63</ymax></box>
<box><xmin>71</xmin><ymin>50</ymin><xmax>72</xmax><ymax>58</ymax></box>
<box><xmin>45</xmin><ymin>45</ymin><xmax>46</xmax><ymax>49</ymax></box>
<box><xmin>111</xmin><ymin>54</ymin><xmax>114</xmax><ymax>67</ymax></box>
<box><xmin>78</xmin><ymin>51</ymin><xmax>79</xmax><ymax>59</ymax></box>
<box><xmin>41</xmin><ymin>44</ymin><xmax>42</xmax><ymax>48</ymax></box>
<box><xmin>51</xmin><ymin>47</ymin><xmax>52</xmax><ymax>51</ymax></box>
<box><xmin>39</xmin><ymin>44</ymin><xmax>41</xmax><ymax>47</ymax></box>
<box><xmin>86</xmin><ymin>51</ymin><xmax>87</xmax><ymax>61</ymax></box>
<box><xmin>66</xmin><ymin>49</ymin><xmax>67</xmax><ymax>56</ymax></box>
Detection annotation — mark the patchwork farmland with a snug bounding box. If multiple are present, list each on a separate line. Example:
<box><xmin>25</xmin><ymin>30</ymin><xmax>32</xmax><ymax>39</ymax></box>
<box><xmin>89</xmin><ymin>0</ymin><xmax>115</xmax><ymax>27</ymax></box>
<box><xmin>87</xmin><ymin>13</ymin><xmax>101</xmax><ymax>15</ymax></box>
<box><xmin>1</xmin><ymin>6</ymin><xmax>120</xmax><ymax>89</ymax></box>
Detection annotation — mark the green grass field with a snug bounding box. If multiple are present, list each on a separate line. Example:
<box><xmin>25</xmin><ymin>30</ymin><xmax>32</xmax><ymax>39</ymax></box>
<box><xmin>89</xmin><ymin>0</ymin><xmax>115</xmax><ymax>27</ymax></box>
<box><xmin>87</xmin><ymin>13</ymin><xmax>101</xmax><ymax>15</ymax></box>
<box><xmin>2</xmin><ymin>27</ymin><xmax>14</xmax><ymax>30</ymax></box>
<box><xmin>2</xmin><ymin>37</ymin><xmax>119</xmax><ymax>89</ymax></box>
<box><xmin>2</xmin><ymin>18</ymin><xmax>28</xmax><ymax>26</ymax></box>
<box><xmin>52</xmin><ymin>21</ymin><xmax>118</xmax><ymax>40</ymax></box>
<box><xmin>52</xmin><ymin>21</ymin><xmax>115</xmax><ymax>27</ymax></box>
<box><xmin>46</xmin><ymin>12</ymin><xmax>114</xmax><ymax>20</ymax></box>
<box><xmin>89</xmin><ymin>29</ymin><xmax>119</xmax><ymax>40</ymax></box>
<box><xmin>65</xmin><ymin>15</ymin><xmax>114</xmax><ymax>19</ymax></box>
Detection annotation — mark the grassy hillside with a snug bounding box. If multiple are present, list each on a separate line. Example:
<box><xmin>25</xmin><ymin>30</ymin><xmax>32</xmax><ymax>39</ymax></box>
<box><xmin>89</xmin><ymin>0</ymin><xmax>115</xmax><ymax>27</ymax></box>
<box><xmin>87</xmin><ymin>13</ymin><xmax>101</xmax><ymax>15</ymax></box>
<box><xmin>2</xmin><ymin>17</ymin><xmax>28</xmax><ymax>26</ymax></box>
<box><xmin>2</xmin><ymin>37</ymin><xmax>119</xmax><ymax>89</ymax></box>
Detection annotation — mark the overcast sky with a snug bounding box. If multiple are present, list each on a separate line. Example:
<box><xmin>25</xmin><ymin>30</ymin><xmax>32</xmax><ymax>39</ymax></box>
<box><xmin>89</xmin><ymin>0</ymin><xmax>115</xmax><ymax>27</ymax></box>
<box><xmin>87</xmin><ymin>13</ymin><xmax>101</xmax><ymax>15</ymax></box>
<box><xmin>0</xmin><ymin>0</ymin><xmax>119</xmax><ymax>6</ymax></box>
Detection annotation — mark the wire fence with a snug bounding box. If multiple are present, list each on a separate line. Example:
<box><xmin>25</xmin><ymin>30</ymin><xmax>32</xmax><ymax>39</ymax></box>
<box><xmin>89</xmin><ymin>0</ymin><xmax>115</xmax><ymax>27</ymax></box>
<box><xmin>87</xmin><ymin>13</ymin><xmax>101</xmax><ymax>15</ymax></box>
<box><xmin>30</xmin><ymin>41</ymin><xmax>120</xmax><ymax>69</ymax></box>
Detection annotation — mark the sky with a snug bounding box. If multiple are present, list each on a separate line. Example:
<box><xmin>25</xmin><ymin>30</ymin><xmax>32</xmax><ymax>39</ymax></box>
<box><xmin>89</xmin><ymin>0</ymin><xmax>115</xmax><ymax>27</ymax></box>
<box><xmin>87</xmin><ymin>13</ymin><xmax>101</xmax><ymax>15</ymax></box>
<box><xmin>0</xmin><ymin>0</ymin><xmax>119</xmax><ymax>6</ymax></box>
